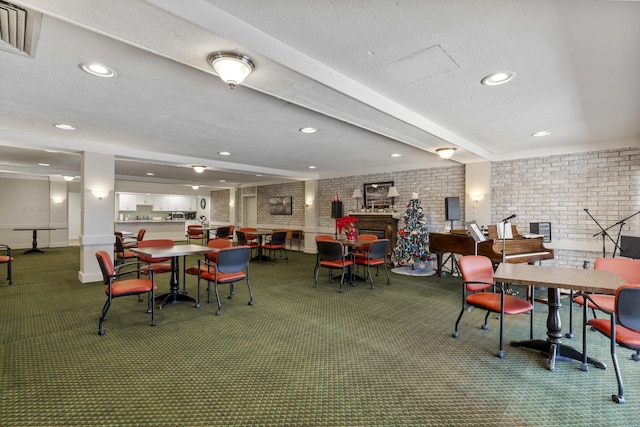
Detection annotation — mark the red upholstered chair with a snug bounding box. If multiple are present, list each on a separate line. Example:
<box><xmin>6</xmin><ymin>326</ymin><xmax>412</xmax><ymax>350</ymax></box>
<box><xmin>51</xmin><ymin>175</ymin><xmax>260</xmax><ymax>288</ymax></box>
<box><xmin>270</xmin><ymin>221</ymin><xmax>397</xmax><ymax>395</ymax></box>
<box><xmin>137</xmin><ymin>239</ymin><xmax>174</xmax><ymax>277</ymax></box>
<box><xmin>314</xmin><ymin>240</ymin><xmax>353</xmax><ymax>293</ymax></box>
<box><xmin>354</xmin><ymin>234</ymin><xmax>378</xmax><ymax>259</ymax></box>
<box><xmin>235</xmin><ymin>230</ymin><xmax>259</xmax><ymax>258</ymax></box>
<box><xmin>123</xmin><ymin>228</ymin><xmax>146</xmax><ymax>249</ymax></box>
<box><xmin>186</xmin><ymin>225</ymin><xmax>205</xmax><ymax>244</ymax></box>
<box><xmin>0</xmin><ymin>244</ymin><xmax>13</xmax><ymax>284</ymax></box>
<box><xmin>196</xmin><ymin>246</ymin><xmax>252</xmax><ymax>315</ymax></box>
<box><xmin>453</xmin><ymin>255</ymin><xmax>534</xmax><ymax>358</ymax></box>
<box><xmin>214</xmin><ymin>226</ymin><xmax>231</xmax><ymax>240</ymax></box>
<box><xmin>261</xmin><ymin>230</ymin><xmax>288</xmax><ymax>264</ymax></box>
<box><xmin>95</xmin><ymin>250</ymin><xmax>157</xmax><ymax>335</ymax></box>
<box><xmin>114</xmin><ymin>234</ymin><xmax>138</xmax><ymax>266</ymax></box>
<box><xmin>587</xmin><ymin>284</ymin><xmax>640</xmax><ymax>404</ymax></box>
<box><xmin>574</xmin><ymin>257</ymin><xmax>640</xmax><ymax>361</ymax></box>
<box><xmin>354</xmin><ymin>239</ymin><xmax>390</xmax><ymax>288</ymax></box>
<box><xmin>184</xmin><ymin>238</ymin><xmax>233</xmax><ymax>282</ymax></box>
<box><xmin>239</xmin><ymin>228</ymin><xmax>258</xmax><ymax>243</ymax></box>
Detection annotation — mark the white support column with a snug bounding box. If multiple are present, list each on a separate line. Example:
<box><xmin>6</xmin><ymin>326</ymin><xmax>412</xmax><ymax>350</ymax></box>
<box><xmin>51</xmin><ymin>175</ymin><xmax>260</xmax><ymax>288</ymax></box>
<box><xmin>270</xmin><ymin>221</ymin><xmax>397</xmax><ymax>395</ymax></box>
<box><xmin>78</xmin><ymin>152</ymin><xmax>115</xmax><ymax>283</ymax></box>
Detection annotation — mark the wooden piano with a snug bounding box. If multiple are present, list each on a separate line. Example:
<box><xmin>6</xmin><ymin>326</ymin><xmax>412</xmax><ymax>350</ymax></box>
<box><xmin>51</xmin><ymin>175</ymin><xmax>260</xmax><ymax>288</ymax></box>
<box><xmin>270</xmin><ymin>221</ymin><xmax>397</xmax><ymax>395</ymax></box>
<box><xmin>429</xmin><ymin>225</ymin><xmax>554</xmax><ymax>277</ymax></box>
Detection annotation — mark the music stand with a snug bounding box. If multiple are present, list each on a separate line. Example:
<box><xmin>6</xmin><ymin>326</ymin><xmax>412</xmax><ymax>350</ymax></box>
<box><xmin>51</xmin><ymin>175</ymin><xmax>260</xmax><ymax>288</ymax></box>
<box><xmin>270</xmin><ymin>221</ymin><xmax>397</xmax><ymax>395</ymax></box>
<box><xmin>465</xmin><ymin>221</ymin><xmax>486</xmax><ymax>255</ymax></box>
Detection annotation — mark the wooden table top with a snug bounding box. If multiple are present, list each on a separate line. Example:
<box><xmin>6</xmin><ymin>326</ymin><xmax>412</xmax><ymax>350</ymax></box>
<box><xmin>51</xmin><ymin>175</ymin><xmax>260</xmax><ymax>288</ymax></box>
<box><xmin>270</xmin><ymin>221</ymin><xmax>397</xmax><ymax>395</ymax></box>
<box><xmin>494</xmin><ymin>263</ymin><xmax>626</xmax><ymax>294</ymax></box>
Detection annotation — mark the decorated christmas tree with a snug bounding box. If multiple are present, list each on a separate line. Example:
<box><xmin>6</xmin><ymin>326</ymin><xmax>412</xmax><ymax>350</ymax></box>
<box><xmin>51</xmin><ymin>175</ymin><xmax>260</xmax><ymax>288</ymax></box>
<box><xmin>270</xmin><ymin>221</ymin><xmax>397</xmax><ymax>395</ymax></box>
<box><xmin>392</xmin><ymin>197</ymin><xmax>431</xmax><ymax>268</ymax></box>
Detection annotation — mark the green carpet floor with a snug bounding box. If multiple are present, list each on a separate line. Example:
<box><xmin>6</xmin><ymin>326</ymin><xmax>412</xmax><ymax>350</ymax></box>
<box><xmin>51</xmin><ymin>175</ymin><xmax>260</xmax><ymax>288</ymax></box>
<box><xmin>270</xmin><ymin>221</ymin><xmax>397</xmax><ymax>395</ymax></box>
<box><xmin>1</xmin><ymin>246</ymin><xmax>639</xmax><ymax>426</ymax></box>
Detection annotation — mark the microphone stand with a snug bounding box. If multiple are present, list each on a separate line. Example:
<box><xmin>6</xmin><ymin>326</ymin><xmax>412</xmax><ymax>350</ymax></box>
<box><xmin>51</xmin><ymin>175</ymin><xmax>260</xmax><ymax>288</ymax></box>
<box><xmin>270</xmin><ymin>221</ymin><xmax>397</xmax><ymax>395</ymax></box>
<box><xmin>584</xmin><ymin>208</ymin><xmax>630</xmax><ymax>258</ymax></box>
<box><xmin>610</xmin><ymin>210</ymin><xmax>640</xmax><ymax>257</ymax></box>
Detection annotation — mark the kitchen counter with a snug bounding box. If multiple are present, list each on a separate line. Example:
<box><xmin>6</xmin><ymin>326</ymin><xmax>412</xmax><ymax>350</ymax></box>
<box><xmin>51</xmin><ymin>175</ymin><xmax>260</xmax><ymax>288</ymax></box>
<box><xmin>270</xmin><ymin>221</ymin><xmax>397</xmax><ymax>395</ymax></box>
<box><xmin>115</xmin><ymin>220</ymin><xmax>200</xmax><ymax>241</ymax></box>
<box><xmin>115</xmin><ymin>219</ymin><xmax>187</xmax><ymax>223</ymax></box>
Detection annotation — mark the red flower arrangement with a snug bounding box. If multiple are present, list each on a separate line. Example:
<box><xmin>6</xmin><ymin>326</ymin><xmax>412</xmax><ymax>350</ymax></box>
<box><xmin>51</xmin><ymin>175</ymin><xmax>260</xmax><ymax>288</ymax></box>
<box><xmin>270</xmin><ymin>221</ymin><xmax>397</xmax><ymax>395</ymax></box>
<box><xmin>335</xmin><ymin>215</ymin><xmax>358</xmax><ymax>233</ymax></box>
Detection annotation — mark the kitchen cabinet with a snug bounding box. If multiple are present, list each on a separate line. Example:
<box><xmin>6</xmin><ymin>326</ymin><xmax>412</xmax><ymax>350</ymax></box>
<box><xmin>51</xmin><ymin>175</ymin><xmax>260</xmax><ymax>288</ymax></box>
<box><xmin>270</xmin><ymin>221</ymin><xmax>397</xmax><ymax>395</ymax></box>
<box><xmin>118</xmin><ymin>194</ymin><xmax>137</xmax><ymax>211</ymax></box>
<box><xmin>152</xmin><ymin>195</ymin><xmax>196</xmax><ymax>211</ymax></box>
<box><xmin>137</xmin><ymin>194</ymin><xmax>154</xmax><ymax>205</ymax></box>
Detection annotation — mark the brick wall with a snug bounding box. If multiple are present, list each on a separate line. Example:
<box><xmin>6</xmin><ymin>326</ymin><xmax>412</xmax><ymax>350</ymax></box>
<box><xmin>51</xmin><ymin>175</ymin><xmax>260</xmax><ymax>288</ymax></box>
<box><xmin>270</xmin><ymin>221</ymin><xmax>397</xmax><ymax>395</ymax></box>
<box><xmin>211</xmin><ymin>189</ymin><xmax>230</xmax><ymax>223</ymax></box>
<box><xmin>317</xmin><ymin>164</ymin><xmax>466</xmax><ymax>231</ymax></box>
<box><xmin>257</xmin><ymin>181</ymin><xmax>305</xmax><ymax>227</ymax></box>
<box><xmin>247</xmin><ymin>147</ymin><xmax>639</xmax><ymax>264</ymax></box>
<box><xmin>491</xmin><ymin>147</ymin><xmax>640</xmax><ymax>267</ymax></box>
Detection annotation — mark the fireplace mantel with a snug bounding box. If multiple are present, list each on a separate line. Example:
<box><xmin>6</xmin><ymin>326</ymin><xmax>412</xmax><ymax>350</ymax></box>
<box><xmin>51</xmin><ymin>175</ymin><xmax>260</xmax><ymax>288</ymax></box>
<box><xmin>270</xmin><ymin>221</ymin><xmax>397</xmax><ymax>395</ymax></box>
<box><xmin>352</xmin><ymin>213</ymin><xmax>399</xmax><ymax>263</ymax></box>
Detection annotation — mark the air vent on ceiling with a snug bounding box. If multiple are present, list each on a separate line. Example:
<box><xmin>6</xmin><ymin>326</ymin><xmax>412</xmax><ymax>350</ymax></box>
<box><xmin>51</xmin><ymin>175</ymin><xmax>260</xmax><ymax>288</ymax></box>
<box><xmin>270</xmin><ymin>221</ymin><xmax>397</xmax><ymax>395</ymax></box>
<box><xmin>0</xmin><ymin>1</ymin><xmax>41</xmax><ymax>56</ymax></box>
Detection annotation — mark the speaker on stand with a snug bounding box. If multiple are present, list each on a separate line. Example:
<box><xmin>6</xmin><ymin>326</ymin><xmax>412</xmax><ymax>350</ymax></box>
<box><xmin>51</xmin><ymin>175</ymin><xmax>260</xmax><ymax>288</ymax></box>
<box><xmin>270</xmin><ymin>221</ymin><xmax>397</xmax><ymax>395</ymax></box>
<box><xmin>445</xmin><ymin>197</ymin><xmax>461</xmax><ymax>229</ymax></box>
<box><xmin>443</xmin><ymin>197</ymin><xmax>461</xmax><ymax>275</ymax></box>
<box><xmin>331</xmin><ymin>201</ymin><xmax>343</xmax><ymax>239</ymax></box>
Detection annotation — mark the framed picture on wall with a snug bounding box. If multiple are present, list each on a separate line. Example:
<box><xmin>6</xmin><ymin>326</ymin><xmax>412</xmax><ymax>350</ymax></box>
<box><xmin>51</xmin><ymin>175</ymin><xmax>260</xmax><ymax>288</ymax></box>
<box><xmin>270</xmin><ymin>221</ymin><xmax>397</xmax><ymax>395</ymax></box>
<box><xmin>363</xmin><ymin>181</ymin><xmax>394</xmax><ymax>209</ymax></box>
<box><xmin>269</xmin><ymin>196</ymin><xmax>292</xmax><ymax>215</ymax></box>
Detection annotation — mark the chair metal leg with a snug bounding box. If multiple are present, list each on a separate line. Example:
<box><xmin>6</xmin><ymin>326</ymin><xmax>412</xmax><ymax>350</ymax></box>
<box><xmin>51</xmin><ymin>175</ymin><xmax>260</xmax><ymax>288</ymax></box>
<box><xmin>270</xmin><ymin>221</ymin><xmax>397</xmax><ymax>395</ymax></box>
<box><xmin>610</xmin><ymin>317</ymin><xmax>625</xmax><ymax>404</ymax></box>
<box><xmin>149</xmin><ymin>286</ymin><xmax>156</xmax><ymax>327</ymax></box>
<box><xmin>214</xmin><ymin>281</ymin><xmax>222</xmax><ymax>316</ymax></box>
<box><xmin>98</xmin><ymin>298</ymin><xmax>112</xmax><ymax>335</ymax></box>
<box><xmin>482</xmin><ymin>311</ymin><xmax>490</xmax><ymax>330</ymax></box>
<box><xmin>246</xmin><ymin>278</ymin><xmax>253</xmax><ymax>306</ymax></box>
<box><xmin>195</xmin><ymin>274</ymin><xmax>201</xmax><ymax>309</ymax></box>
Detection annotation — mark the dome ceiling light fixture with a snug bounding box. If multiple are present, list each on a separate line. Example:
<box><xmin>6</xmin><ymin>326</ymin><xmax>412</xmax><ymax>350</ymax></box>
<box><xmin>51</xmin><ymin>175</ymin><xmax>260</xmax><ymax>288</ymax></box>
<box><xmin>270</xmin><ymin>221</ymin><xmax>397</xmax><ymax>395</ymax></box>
<box><xmin>436</xmin><ymin>147</ymin><xmax>457</xmax><ymax>159</ymax></box>
<box><xmin>207</xmin><ymin>51</ymin><xmax>255</xmax><ymax>89</ymax></box>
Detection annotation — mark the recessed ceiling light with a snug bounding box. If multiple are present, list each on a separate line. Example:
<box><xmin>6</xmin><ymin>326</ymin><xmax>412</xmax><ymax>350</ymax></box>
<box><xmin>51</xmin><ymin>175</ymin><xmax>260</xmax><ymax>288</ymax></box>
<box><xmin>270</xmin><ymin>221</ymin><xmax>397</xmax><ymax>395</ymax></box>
<box><xmin>219</xmin><ymin>179</ymin><xmax>226</xmax><ymax>183</ymax></box>
<box><xmin>79</xmin><ymin>62</ymin><xmax>117</xmax><ymax>78</ymax></box>
<box><xmin>146</xmin><ymin>172</ymin><xmax>155</xmax><ymax>176</ymax></box>
<box><xmin>192</xmin><ymin>165</ymin><xmax>206</xmax><ymax>173</ymax></box>
<box><xmin>191</xmin><ymin>185</ymin><xmax>200</xmax><ymax>190</ymax></box>
<box><xmin>54</xmin><ymin>123</ymin><xmax>76</xmax><ymax>130</ymax></box>
<box><xmin>38</xmin><ymin>163</ymin><xmax>50</xmax><ymax>167</ymax></box>
<box><xmin>300</xmin><ymin>127</ymin><xmax>317</xmax><ymax>133</ymax></box>
<box><xmin>531</xmin><ymin>131</ymin><xmax>551</xmax><ymax>137</ymax></box>
<box><xmin>308</xmin><ymin>165</ymin><xmax>317</xmax><ymax>169</ymax></box>
<box><xmin>481</xmin><ymin>71</ymin><xmax>516</xmax><ymax>86</ymax></box>
<box><xmin>62</xmin><ymin>175</ymin><xmax>74</xmax><ymax>182</ymax></box>
<box><xmin>218</xmin><ymin>151</ymin><xmax>231</xmax><ymax>156</ymax></box>
<box><xmin>256</xmin><ymin>174</ymin><xmax>263</xmax><ymax>177</ymax></box>
<box><xmin>390</xmin><ymin>153</ymin><xmax>402</xmax><ymax>158</ymax></box>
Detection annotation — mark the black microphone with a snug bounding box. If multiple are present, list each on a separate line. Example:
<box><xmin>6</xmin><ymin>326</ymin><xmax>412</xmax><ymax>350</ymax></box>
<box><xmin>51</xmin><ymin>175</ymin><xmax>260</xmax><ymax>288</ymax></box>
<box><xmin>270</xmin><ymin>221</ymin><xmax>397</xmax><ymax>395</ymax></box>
<box><xmin>584</xmin><ymin>208</ymin><xmax>589</xmax><ymax>212</ymax></box>
<box><xmin>501</xmin><ymin>214</ymin><xmax>516</xmax><ymax>222</ymax></box>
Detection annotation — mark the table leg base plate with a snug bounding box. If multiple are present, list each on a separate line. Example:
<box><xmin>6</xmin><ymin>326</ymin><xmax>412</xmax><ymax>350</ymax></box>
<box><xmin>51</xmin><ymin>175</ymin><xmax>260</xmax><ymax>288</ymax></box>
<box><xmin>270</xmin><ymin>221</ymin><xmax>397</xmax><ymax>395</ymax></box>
<box><xmin>156</xmin><ymin>292</ymin><xmax>198</xmax><ymax>309</ymax></box>
<box><xmin>510</xmin><ymin>339</ymin><xmax>606</xmax><ymax>370</ymax></box>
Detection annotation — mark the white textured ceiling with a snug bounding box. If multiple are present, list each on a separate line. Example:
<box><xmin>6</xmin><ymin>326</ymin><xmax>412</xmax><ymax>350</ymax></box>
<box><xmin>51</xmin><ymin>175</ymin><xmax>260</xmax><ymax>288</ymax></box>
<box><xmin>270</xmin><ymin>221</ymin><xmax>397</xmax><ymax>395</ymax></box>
<box><xmin>0</xmin><ymin>0</ymin><xmax>638</xmax><ymax>189</ymax></box>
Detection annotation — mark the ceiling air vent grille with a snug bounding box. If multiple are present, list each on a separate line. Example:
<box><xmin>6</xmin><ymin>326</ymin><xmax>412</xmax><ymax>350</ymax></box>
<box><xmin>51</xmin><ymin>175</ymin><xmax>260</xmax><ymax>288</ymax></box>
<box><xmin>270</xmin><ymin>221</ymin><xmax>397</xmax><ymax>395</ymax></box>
<box><xmin>0</xmin><ymin>1</ymin><xmax>40</xmax><ymax>56</ymax></box>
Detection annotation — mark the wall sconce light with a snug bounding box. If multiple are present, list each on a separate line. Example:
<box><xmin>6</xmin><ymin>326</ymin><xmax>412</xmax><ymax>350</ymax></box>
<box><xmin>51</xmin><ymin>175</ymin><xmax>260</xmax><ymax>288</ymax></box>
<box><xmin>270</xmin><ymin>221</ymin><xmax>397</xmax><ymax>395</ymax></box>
<box><xmin>470</xmin><ymin>192</ymin><xmax>485</xmax><ymax>202</ymax></box>
<box><xmin>436</xmin><ymin>147</ymin><xmax>457</xmax><ymax>159</ymax></box>
<box><xmin>207</xmin><ymin>51</ymin><xmax>255</xmax><ymax>89</ymax></box>
<box><xmin>91</xmin><ymin>188</ymin><xmax>109</xmax><ymax>199</ymax></box>
<box><xmin>52</xmin><ymin>197</ymin><xmax>65</xmax><ymax>205</ymax></box>
<box><xmin>192</xmin><ymin>165</ymin><xmax>206</xmax><ymax>173</ymax></box>
<box><xmin>470</xmin><ymin>192</ymin><xmax>484</xmax><ymax>221</ymax></box>
<box><xmin>305</xmin><ymin>199</ymin><xmax>314</xmax><ymax>208</ymax></box>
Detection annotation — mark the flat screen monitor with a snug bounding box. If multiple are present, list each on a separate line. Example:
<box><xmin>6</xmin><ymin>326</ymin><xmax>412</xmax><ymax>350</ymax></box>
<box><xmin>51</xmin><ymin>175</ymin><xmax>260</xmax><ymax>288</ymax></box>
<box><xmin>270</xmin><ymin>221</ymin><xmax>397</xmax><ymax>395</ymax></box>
<box><xmin>620</xmin><ymin>235</ymin><xmax>640</xmax><ymax>259</ymax></box>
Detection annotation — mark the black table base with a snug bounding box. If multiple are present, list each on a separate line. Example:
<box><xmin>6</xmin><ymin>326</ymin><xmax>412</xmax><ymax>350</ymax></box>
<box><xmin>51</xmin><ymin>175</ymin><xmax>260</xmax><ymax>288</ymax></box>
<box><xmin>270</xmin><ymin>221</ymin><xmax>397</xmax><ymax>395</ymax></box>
<box><xmin>156</xmin><ymin>291</ymin><xmax>198</xmax><ymax>310</ymax></box>
<box><xmin>510</xmin><ymin>339</ymin><xmax>606</xmax><ymax>371</ymax></box>
<box><xmin>155</xmin><ymin>256</ymin><xmax>198</xmax><ymax>310</ymax></box>
<box><xmin>511</xmin><ymin>287</ymin><xmax>606</xmax><ymax>371</ymax></box>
